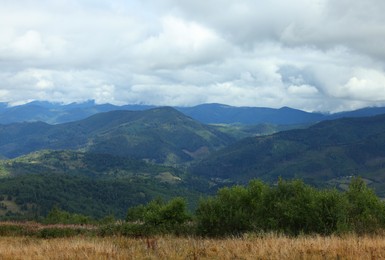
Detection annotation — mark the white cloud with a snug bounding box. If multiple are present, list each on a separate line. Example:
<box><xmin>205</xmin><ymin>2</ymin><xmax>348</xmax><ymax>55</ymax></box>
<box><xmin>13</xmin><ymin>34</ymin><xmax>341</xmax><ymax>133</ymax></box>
<box><xmin>13</xmin><ymin>31</ymin><xmax>48</xmax><ymax>57</ymax></box>
<box><xmin>337</xmin><ymin>69</ymin><xmax>385</xmax><ymax>101</ymax></box>
<box><xmin>132</xmin><ymin>16</ymin><xmax>230</xmax><ymax>70</ymax></box>
<box><xmin>287</xmin><ymin>85</ymin><xmax>319</xmax><ymax>96</ymax></box>
<box><xmin>1</xmin><ymin>0</ymin><xmax>385</xmax><ymax>112</ymax></box>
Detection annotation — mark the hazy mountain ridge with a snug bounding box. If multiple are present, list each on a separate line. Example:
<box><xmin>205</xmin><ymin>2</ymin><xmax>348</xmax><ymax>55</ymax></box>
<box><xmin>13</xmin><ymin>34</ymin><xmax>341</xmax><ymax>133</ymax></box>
<box><xmin>2</xmin><ymin>101</ymin><xmax>385</xmax><ymax>126</ymax></box>
<box><xmin>0</xmin><ymin>101</ymin><xmax>154</xmax><ymax>125</ymax></box>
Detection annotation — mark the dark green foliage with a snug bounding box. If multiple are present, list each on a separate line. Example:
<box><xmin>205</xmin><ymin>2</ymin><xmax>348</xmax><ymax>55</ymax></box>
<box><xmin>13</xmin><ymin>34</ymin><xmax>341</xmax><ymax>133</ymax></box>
<box><xmin>0</xmin><ymin>178</ymin><xmax>384</xmax><ymax>238</ymax></box>
<box><xmin>191</xmin><ymin>114</ymin><xmax>385</xmax><ymax>189</ymax></box>
<box><xmin>196</xmin><ymin>178</ymin><xmax>385</xmax><ymax>237</ymax></box>
<box><xmin>344</xmin><ymin>178</ymin><xmax>385</xmax><ymax>234</ymax></box>
<box><xmin>195</xmin><ymin>185</ymin><xmax>256</xmax><ymax>236</ymax></box>
<box><xmin>126</xmin><ymin>197</ymin><xmax>191</xmax><ymax>235</ymax></box>
<box><xmin>312</xmin><ymin>189</ymin><xmax>348</xmax><ymax>235</ymax></box>
<box><xmin>98</xmin><ymin>215</ymin><xmax>115</xmax><ymax>225</ymax></box>
<box><xmin>0</xmin><ymin>150</ymin><xmax>206</xmax><ymax>220</ymax></box>
<box><xmin>0</xmin><ymin>171</ymin><xmax>203</xmax><ymax>220</ymax></box>
<box><xmin>44</xmin><ymin>206</ymin><xmax>93</xmax><ymax>225</ymax></box>
<box><xmin>259</xmin><ymin>179</ymin><xmax>318</xmax><ymax>235</ymax></box>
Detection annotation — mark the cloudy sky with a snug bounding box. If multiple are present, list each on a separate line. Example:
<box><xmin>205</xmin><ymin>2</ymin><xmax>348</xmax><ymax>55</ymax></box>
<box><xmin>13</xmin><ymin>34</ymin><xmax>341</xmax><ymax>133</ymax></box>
<box><xmin>1</xmin><ymin>0</ymin><xmax>385</xmax><ymax>112</ymax></box>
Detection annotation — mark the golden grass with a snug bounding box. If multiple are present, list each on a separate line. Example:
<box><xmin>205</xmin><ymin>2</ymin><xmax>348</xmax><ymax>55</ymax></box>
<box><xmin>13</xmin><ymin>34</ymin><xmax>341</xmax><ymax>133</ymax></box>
<box><xmin>0</xmin><ymin>234</ymin><xmax>384</xmax><ymax>259</ymax></box>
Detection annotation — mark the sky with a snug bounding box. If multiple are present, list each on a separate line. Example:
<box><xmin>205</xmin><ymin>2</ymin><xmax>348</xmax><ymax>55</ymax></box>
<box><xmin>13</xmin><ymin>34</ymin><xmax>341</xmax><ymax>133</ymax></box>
<box><xmin>1</xmin><ymin>0</ymin><xmax>385</xmax><ymax>112</ymax></box>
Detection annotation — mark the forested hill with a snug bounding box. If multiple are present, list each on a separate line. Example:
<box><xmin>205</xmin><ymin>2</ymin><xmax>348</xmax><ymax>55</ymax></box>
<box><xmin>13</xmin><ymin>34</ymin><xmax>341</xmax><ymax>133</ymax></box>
<box><xmin>190</xmin><ymin>113</ymin><xmax>385</xmax><ymax>195</ymax></box>
<box><xmin>0</xmin><ymin>107</ymin><xmax>234</xmax><ymax>163</ymax></box>
<box><xmin>0</xmin><ymin>150</ymin><xmax>209</xmax><ymax>218</ymax></box>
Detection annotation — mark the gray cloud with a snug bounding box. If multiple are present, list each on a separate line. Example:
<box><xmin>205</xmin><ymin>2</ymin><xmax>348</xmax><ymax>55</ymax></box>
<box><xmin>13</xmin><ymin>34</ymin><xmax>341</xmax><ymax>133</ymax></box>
<box><xmin>0</xmin><ymin>0</ymin><xmax>385</xmax><ymax>112</ymax></box>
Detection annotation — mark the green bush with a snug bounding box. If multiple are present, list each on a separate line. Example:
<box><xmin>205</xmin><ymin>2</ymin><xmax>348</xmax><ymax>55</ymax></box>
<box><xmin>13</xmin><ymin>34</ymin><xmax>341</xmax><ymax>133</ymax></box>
<box><xmin>196</xmin><ymin>184</ymin><xmax>256</xmax><ymax>236</ymax></box>
<box><xmin>98</xmin><ymin>214</ymin><xmax>115</xmax><ymax>225</ymax></box>
<box><xmin>313</xmin><ymin>189</ymin><xmax>349</xmax><ymax>235</ymax></box>
<box><xmin>195</xmin><ymin>178</ymin><xmax>385</xmax><ymax>237</ymax></box>
<box><xmin>126</xmin><ymin>197</ymin><xmax>191</xmax><ymax>235</ymax></box>
<box><xmin>44</xmin><ymin>206</ymin><xmax>93</xmax><ymax>224</ymax></box>
<box><xmin>259</xmin><ymin>179</ymin><xmax>319</xmax><ymax>235</ymax></box>
<box><xmin>344</xmin><ymin>177</ymin><xmax>385</xmax><ymax>234</ymax></box>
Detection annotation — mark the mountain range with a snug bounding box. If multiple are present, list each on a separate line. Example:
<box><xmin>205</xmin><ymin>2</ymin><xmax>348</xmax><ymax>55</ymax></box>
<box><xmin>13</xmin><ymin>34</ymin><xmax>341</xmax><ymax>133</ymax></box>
<box><xmin>1</xmin><ymin>101</ymin><xmax>385</xmax><ymax>219</ymax></box>
<box><xmin>2</xmin><ymin>101</ymin><xmax>385</xmax><ymax>125</ymax></box>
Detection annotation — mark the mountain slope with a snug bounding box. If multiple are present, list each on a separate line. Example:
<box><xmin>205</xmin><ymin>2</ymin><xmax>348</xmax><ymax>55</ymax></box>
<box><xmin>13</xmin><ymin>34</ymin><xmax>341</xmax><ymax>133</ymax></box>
<box><xmin>178</xmin><ymin>103</ymin><xmax>326</xmax><ymax>125</ymax></box>
<box><xmin>0</xmin><ymin>150</ymin><xmax>210</xmax><ymax>218</ymax></box>
<box><xmin>190</xmin><ymin>114</ymin><xmax>385</xmax><ymax>194</ymax></box>
<box><xmin>0</xmin><ymin>107</ymin><xmax>234</xmax><ymax>163</ymax></box>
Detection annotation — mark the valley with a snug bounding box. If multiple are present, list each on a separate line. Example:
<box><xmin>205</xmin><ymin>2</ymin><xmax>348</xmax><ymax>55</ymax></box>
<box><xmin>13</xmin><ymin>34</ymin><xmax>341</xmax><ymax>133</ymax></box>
<box><xmin>0</xmin><ymin>103</ymin><xmax>385</xmax><ymax>221</ymax></box>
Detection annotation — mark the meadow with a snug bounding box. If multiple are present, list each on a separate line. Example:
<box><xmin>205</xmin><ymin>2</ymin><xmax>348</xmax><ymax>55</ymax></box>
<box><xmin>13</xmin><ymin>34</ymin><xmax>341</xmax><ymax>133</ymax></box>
<box><xmin>0</xmin><ymin>234</ymin><xmax>384</xmax><ymax>259</ymax></box>
<box><xmin>0</xmin><ymin>178</ymin><xmax>385</xmax><ymax>259</ymax></box>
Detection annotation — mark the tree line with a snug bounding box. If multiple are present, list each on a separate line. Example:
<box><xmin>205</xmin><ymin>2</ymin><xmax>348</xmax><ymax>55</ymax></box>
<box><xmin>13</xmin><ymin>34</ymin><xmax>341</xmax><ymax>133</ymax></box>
<box><xmin>32</xmin><ymin>177</ymin><xmax>385</xmax><ymax>237</ymax></box>
<box><xmin>124</xmin><ymin>177</ymin><xmax>385</xmax><ymax>237</ymax></box>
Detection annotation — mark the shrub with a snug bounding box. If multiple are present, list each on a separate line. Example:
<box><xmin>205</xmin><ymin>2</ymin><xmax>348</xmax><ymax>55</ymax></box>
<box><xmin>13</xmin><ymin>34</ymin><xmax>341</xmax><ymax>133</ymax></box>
<box><xmin>344</xmin><ymin>177</ymin><xmax>385</xmax><ymax>234</ymax></box>
<box><xmin>258</xmin><ymin>179</ymin><xmax>318</xmax><ymax>235</ymax></box>
<box><xmin>195</xmin><ymin>178</ymin><xmax>385</xmax><ymax>237</ymax></box>
<box><xmin>196</xmin><ymin>184</ymin><xmax>256</xmax><ymax>236</ymax></box>
<box><xmin>126</xmin><ymin>197</ymin><xmax>191</xmax><ymax>235</ymax></box>
<box><xmin>313</xmin><ymin>189</ymin><xmax>349</xmax><ymax>235</ymax></box>
<box><xmin>44</xmin><ymin>206</ymin><xmax>93</xmax><ymax>224</ymax></box>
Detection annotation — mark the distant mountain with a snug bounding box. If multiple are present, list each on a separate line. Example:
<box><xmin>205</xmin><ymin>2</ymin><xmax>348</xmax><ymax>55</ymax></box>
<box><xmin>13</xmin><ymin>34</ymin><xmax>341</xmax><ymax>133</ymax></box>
<box><xmin>0</xmin><ymin>100</ymin><xmax>154</xmax><ymax>124</ymax></box>
<box><xmin>0</xmin><ymin>107</ymin><xmax>234</xmax><ymax>163</ymax></box>
<box><xmin>177</xmin><ymin>103</ymin><xmax>326</xmax><ymax>125</ymax></box>
<box><xmin>0</xmin><ymin>102</ymin><xmax>325</xmax><ymax>125</ymax></box>
<box><xmin>328</xmin><ymin>106</ymin><xmax>385</xmax><ymax>120</ymax></box>
<box><xmin>2</xmin><ymin>101</ymin><xmax>385</xmax><ymax>126</ymax></box>
<box><xmin>190</xmin><ymin>114</ymin><xmax>385</xmax><ymax>196</ymax></box>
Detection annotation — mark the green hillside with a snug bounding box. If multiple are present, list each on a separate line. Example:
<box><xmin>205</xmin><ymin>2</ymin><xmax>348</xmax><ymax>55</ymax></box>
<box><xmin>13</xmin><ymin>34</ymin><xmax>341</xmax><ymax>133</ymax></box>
<box><xmin>0</xmin><ymin>150</ymin><xmax>210</xmax><ymax>219</ymax></box>
<box><xmin>191</xmin><ymin>114</ymin><xmax>385</xmax><ymax>196</ymax></box>
<box><xmin>210</xmin><ymin>123</ymin><xmax>310</xmax><ymax>140</ymax></box>
<box><xmin>86</xmin><ymin>107</ymin><xmax>234</xmax><ymax>164</ymax></box>
<box><xmin>3</xmin><ymin>108</ymin><xmax>385</xmax><ymax>220</ymax></box>
<box><xmin>0</xmin><ymin>107</ymin><xmax>234</xmax><ymax>164</ymax></box>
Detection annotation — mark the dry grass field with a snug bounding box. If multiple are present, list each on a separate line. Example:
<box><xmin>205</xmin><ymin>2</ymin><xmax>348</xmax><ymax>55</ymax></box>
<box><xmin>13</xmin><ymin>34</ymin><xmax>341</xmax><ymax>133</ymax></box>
<box><xmin>0</xmin><ymin>234</ymin><xmax>384</xmax><ymax>259</ymax></box>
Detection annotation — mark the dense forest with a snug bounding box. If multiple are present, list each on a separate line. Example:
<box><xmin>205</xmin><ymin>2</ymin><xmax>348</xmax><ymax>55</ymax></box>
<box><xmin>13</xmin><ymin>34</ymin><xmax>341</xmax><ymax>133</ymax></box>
<box><xmin>26</xmin><ymin>178</ymin><xmax>385</xmax><ymax>238</ymax></box>
<box><xmin>0</xmin><ymin>151</ymin><xmax>212</xmax><ymax>219</ymax></box>
<box><xmin>122</xmin><ymin>177</ymin><xmax>385</xmax><ymax>237</ymax></box>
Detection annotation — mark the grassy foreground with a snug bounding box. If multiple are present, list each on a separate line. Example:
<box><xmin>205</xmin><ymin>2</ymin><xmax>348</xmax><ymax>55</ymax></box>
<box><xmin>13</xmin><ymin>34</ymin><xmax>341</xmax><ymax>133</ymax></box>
<box><xmin>0</xmin><ymin>234</ymin><xmax>384</xmax><ymax>259</ymax></box>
